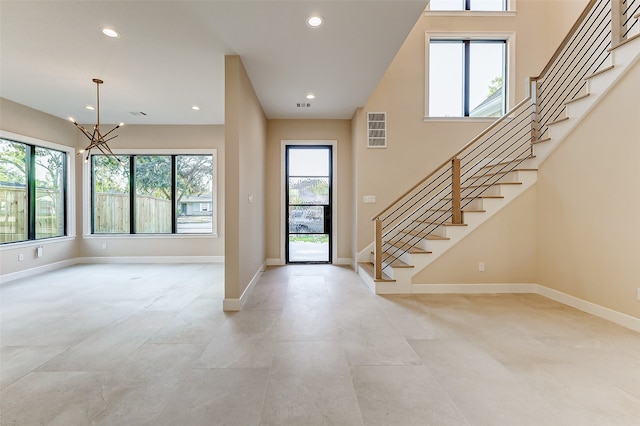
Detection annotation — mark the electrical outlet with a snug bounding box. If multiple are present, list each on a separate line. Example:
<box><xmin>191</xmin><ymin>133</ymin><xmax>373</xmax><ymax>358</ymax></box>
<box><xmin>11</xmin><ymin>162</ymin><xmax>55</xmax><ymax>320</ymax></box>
<box><xmin>101</xmin><ymin>243</ymin><xmax>107</xmax><ymax>250</ymax></box>
<box><xmin>36</xmin><ymin>246</ymin><xmax>43</xmax><ymax>258</ymax></box>
<box><xmin>18</xmin><ymin>253</ymin><xmax>24</xmax><ymax>261</ymax></box>
<box><xmin>478</xmin><ymin>262</ymin><xmax>485</xmax><ymax>272</ymax></box>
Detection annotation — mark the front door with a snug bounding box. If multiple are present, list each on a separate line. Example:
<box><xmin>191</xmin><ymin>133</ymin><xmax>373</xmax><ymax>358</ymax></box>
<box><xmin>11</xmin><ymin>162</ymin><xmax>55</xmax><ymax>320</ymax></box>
<box><xmin>285</xmin><ymin>145</ymin><xmax>332</xmax><ymax>263</ymax></box>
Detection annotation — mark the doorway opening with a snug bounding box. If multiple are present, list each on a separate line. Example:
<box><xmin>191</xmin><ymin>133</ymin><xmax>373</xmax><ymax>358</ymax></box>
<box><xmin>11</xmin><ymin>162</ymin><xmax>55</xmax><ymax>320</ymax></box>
<box><xmin>285</xmin><ymin>145</ymin><xmax>332</xmax><ymax>263</ymax></box>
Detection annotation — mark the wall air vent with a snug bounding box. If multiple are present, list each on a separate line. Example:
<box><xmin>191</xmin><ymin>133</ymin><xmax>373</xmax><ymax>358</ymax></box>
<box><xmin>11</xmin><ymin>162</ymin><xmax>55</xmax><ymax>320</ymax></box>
<box><xmin>296</xmin><ymin>103</ymin><xmax>311</xmax><ymax>108</ymax></box>
<box><xmin>367</xmin><ymin>112</ymin><xmax>387</xmax><ymax>148</ymax></box>
<box><xmin>130</xmin><ymin>111</ymin><xmax>147</xmax><ymax>116</ymax></box>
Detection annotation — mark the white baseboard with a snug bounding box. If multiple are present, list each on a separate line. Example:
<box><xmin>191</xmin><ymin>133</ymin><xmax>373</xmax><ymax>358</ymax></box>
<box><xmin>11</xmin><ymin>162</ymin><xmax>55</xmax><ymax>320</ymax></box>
<box><xmin>0</xmin><ymin>259</ymin><xmax>77</xmax><ymax>285</ymax></box>
<box><xmin>1</xmin><ymin>255</ymin><xmax>224</xmax><ymax>285</ymax></box>
<box><xmin>223</xmin><ymin>262</ymin><xmax>264</xmax><ymax>312</ymax></box>
<box><xmin>334</xmin><ymin>257</ymin><xmax>354</xmax><ymax>267</ymax></box>
<box><xmin>407</xmin><ymin>282</ymin><xmax>640</xmax><ymax>333</ymax></box>
<box><xmin>75</xmin><ymin>255</ymin><xmax>222</xmax><ymax>264</ymax></box>
<box><xmin>536</xmin><ymin>285</ymin><xmax>640</xmax><ymax>333</ymax></box>
<box><xmin>411</xmin><ymin>283</ymin><xmax>538</xmax><ymax>294</ymax></box>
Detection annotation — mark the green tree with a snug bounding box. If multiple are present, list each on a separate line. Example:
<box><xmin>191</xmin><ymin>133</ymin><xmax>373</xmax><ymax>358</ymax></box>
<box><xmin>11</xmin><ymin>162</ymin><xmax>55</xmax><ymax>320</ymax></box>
<box><xmin>488</xmin><ymin>76</ymin><xmax>503</xmax><ymax>97</ymax></box>
<box><xmin>0</xmin><ymin>139</ymin><xmax>27</xmax><ymax>185</ymax></box>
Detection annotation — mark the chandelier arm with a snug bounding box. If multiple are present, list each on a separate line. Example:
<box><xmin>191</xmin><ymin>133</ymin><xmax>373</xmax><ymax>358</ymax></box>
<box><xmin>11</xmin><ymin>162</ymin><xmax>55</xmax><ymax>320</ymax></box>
<box><xmin>101</xmin><ymin>124</ymin><xmax>122</xmax><ymax>139</ymax></box>
<box><xmin>73</xmin><ymin>122</ymin><xmax>94</xmax><ymax>140</ymax></box>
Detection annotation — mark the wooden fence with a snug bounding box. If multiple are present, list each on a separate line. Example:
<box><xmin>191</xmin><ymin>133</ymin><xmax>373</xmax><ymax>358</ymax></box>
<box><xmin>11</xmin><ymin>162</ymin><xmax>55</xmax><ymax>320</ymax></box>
<box><xmin>94</xmin><ymin>193</ymin><xmax>171</xmax><ymax>233</ymax></box>
<box><xmin>0</xmin><ymin>187</ymin><xmax>63</xmax><ymax>242</ymax></box>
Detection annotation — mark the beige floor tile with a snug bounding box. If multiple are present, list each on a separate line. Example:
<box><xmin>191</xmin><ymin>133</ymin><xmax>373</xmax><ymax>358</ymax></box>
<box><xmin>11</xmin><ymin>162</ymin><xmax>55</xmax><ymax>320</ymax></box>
<box><xmin>156</xmin><ymin>368</ymin><xmax>269</xmax><ymax>426</ymax></box>
<box><xmin>260</xmin><ymin>341</ymin><xmax>363</xmax><ymax>425</ymax></box>
<box><xmin>351</xmin><ymin>365</ymin><xmax>469</xmax><ymax>425</ymax></box>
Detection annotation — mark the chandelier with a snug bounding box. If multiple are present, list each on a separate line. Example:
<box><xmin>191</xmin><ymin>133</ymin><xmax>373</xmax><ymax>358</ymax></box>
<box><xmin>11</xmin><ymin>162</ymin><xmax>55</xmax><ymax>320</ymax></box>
<box><xmin>71</xmin><ymin>78</ymin><xmax>123</xmax><ymax>163</ymax></box>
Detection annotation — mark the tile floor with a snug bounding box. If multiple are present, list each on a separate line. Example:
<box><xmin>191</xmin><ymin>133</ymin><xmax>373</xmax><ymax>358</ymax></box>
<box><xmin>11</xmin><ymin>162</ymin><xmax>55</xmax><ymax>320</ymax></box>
<box><xmin>1</xmin><ymin>263</ymin><xmax>640</xmax><ymax>425</ymax></box>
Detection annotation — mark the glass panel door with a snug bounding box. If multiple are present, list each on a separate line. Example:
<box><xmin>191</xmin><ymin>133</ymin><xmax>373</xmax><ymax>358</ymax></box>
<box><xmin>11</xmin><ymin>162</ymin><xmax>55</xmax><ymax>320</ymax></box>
<box><xmin>286</xmin><ymin>146</ymin><xmax>332</xmax><ymax>263</ymax></box>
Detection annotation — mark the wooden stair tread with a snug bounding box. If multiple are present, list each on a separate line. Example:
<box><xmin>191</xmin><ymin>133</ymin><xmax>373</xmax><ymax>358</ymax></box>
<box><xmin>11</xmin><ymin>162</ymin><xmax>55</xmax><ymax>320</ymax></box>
<box><xmin>381</xmin><ymin>253</ymin><xmax>413</xmax><ymax>268</ymax></box>
<box><xmin>531</xmin><ymin>137</ymin><xmax>551</xmax><ymax>145</ymax></box>
<box><xmin>470</xmin><ymin>168</ymin><xmax>537</xmax><ymax>179</ymax></box>
<box><xmin>386</xmin><ymin>241</ymin><xmax>432</xmax><ymax>254</ymax></box>
<box><xmin>462</xmin><ymin>182</ymin><xmax>522</xmax><ymax>189</ymax></box>
<box><xmin>479</xmin><ymin>156</ymin><xmax>536</xmax><ymax>171</ymax></box>
<box><xmin>585</xmin><ymin>65</ymin><xmax>614</xmax><ymax>80</ymax></box>
<box><xmin>412</xmin><ymin>219</ymin><xmax>467</xmax><ymax>226</ymax></box>
<box><xmin>565</xmin><ymin>93</ymin><xmax>590</xmax><ymax>105</ymax></box>
<box><xmin>548</xmin><ymin>116</ymin><xmax>569</xmax><ymax>126</ymax></box>
<box><xmin>428</xmin><ymin>208</ymin><xmax>486</xmax><ymax>213</ymax></box>
<box><xmin>444</xmin><ymin>195</ymin><xmax>504</xmax><ymax>200</ymax></box>
<box><xmin>402</xmin><ymin>230</ymin><xmax>450</xmax><ymax>240</ymax></box>
<box><xmin>358</xmin><ymin>262</ymin><xmax>395</xmax><ymax>282</ymax></box>
<box><xmin>610</xmin><ymin>33</ymin><xmax>640</xmax><ymax>51</ymax></box>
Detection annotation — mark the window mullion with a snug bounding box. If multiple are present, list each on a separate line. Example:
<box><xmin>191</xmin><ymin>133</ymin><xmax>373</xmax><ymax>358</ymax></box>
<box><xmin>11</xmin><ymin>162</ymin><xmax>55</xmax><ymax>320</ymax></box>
<box><xmin>463</xmin><ymin>40</ymin><xmax>471</xmax><ymax>117</ymax></box>
<box><xmin>130</xmin><ymin>156</ymin><xmax>136</xmax><ymax>234</ymax></box>
<box><xmin>27</xmin><ymin>145</ymin><xmax>36</xmax><ymax>240</ymax></box>
<box><xmin>171</xmin><ymin>155</ymin><xmax>177</xmax><ymax>234</ymax></box>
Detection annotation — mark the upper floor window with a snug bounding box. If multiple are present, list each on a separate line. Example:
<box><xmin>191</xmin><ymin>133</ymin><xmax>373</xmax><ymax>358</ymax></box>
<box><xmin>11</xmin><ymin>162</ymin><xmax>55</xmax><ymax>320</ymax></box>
<box><xmin>429</xmin><ymin>0</ymin><xmax>507</xmax><ymax>11</ymax></box>
<box><xmin>1</xmin><ymin>138</ymin><xmax>68</xmax><ymax>244</ymax></box>
<box><xmin>90</xmin><ymin>153</ymin><xmax>216</xmax><ymax>235</ymax></box>
<box><xmin>428</xmin><ymin>39</ymin><xmax>507</xmax><ymax>118</ymax></box>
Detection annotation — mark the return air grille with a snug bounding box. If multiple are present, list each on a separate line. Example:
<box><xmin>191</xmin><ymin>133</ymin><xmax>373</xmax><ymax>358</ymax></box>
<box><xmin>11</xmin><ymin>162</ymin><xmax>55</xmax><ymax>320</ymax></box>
<box><xmin>367</xmin><ymin>112</ymin><xmax>387</xmax><ymax>148</ymax></box>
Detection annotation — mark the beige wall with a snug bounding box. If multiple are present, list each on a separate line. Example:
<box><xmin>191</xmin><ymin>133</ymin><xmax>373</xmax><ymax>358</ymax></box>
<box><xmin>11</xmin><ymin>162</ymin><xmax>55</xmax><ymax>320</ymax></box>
<box><xmin>354</xmin><ymin>0</ymin><xmax>588</xmax><ymax>252</ymax></box>
<box><xmin>413</xmin><ymin>187</ymin><xmax>537</xmax><ymax>283</ymax></box>
<box><xmin>224</xmin><ymin>55</ymin><xmax>267</xmax><ymax>303</ymax></box>
<box><xmin>537</xmin><ymin>59</ymin><xmax>640</xmax><ymax>319</ymax></box>
<box><xmin>265</xmin><ymin>119</ymin><xmax>353</xmax><ymax>263</ymax></box>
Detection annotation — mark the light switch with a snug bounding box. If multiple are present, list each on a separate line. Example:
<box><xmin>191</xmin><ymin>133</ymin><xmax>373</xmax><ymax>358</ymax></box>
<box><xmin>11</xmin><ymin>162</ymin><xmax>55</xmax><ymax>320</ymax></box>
<box><xmin>363</xmin><ymin>195</ymin><xmax>376</xmax><ymax>203</ymax></box>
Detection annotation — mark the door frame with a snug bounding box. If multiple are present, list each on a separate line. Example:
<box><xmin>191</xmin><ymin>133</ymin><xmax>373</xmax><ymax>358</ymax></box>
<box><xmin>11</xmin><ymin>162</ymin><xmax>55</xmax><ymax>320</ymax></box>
<box><xmin>279</xmin><ymin>140</ymin><xmax>337</xmax><ymax>265</ymax></box>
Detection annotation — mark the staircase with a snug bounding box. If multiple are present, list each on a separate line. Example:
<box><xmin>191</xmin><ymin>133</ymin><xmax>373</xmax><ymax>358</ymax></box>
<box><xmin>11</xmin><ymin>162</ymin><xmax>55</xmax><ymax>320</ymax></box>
<box><xmin>358</xmin><ymin>0</ymin><xmax>640</xmax><ymax>294</ymax></box>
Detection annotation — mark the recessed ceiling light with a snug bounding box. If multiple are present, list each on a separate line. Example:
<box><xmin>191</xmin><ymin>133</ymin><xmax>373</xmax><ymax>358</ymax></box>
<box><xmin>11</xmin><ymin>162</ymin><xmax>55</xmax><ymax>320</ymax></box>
<box><xmin>192</xmin><ymin>106</ymin><xmax>200</xmax><ymax>111</ymax></box>
<box><xmin>85</xmin><ymin>105</ymin><xmax>95</xmax><ymax>111</ymax></box>
<box><xmin>307</xmin><ymin>16</ymin><xmax>324</xmax><ymax>28</ymax></box>
<box><xmin>306</xmin><ymin>94</ymin><xmax>315</xmax><ymax>100</ymax></box>
<box><xmin>101</xmin><ymin>27</ymin><xmax>120</xmax><ymax>38</ymax></box>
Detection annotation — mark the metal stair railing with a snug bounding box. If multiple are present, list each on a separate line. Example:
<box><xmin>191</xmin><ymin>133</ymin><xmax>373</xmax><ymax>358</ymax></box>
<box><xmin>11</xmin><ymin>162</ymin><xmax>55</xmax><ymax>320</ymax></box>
<box><xmin>370</xmin><ymin>0</ymin><xmax>639</xmax><ymax>280</ymax></box>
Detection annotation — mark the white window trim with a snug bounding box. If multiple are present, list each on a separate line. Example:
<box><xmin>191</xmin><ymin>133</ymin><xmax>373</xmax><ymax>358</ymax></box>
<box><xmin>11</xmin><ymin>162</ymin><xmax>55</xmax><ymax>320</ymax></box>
<box><xmin>0</xmin><ymin>130</ymin><xmax>76</xmax><ymax>247</ymax></box>
<box><xmin>425</xmin><ymin>0</ymin><xmax>516</xmax><ymax>16</ymax></box>
<box><xmin>424</xmin><ymin>31</ymin><xmax>516</xmax><ymax>121</ymax></box>
<box><xmin>82</xmin><ymin>148</ymin><xmax>218</xmax><ymax>237</ymax></box>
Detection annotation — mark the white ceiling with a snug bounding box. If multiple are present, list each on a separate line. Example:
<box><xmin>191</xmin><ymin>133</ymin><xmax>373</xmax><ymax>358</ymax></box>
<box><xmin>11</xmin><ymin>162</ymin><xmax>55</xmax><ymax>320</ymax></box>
<box><xmin>0</xmin><ymin>1</ymin><xmax>427</xmax><ymax>125</ymax></box>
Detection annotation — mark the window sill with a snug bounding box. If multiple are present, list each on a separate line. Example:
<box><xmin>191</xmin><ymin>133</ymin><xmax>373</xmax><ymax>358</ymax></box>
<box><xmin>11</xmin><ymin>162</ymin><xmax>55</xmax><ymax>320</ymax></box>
<box><xmin>82</xmin><ymin>233</ymin><xmax>219</xmax><ymax>239</ymax></box>
<box><xmin>425</xmin><ymin>11</ymin><xmax>517</xmax><ymax>17</ymax></box>
<box><xmin>0</xmin><ymin>235</ymin><xmax>76</xmax><ymax>250</ymax></box>
<box><xmin>424</xmin><ymin>116</ymin><xmax>501</xmax><ymax>123</ymax></box>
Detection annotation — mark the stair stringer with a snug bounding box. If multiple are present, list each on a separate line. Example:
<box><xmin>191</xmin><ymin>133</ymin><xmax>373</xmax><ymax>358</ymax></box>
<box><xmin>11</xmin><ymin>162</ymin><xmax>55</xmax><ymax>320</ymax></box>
<box><xmin>531</xmin><ymin>35</ymin><xmax>640</xmax><ymax>167</ymax></box>
<box><xmin>370</xmin><ymin>170</ymin><xmax>537</xmax><ymax>294</ymax></box>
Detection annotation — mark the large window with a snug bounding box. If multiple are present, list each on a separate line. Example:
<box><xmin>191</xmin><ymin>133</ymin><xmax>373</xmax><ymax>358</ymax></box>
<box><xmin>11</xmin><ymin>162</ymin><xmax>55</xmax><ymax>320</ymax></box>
<box><xmin>1</xmin><ymin>138</ymin><xmax>67</xmax><ymax>244</ymax></box>
<box><xmin>428</xmin><ymin>39</ymin><xmax>506</xmax><ymax>118</ymax></box>
<box><xmin>429</xmin><ymin>0</ymin><xmax>507</xmax><ymax>11</ymax></box>
<box><xmin>91</xmin><ymin>153</ymin><xmax>215</xmax><ymax>235</ymax></box>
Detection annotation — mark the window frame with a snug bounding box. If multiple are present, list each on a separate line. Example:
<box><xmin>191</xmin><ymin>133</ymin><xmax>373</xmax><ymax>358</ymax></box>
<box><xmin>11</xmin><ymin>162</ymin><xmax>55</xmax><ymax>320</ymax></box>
<box><xmin>83</xmin><ymin>149</ymin><xmax>218</xmax><ymax>238</ymax></box>
<box><xmin>425</xmin><ymin>31</ymin><xmax>516</xmax><ymax>121</ymax></box>
<box><xmin>425</xmin><ymin>0</ymin><xmax>516</xmax><ymax>16</ymax></box>
<box><xmin>0</xmin><ymin>130</ymin><xmax>74</xmax><ymax>246</ymax></box>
